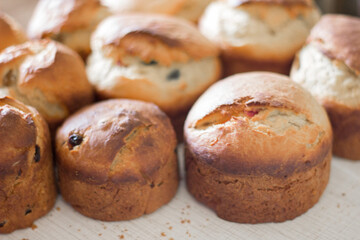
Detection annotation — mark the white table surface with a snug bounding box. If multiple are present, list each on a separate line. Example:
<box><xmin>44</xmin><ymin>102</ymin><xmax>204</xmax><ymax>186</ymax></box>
<box><xmin>1</xmin><ymin>1</ymin><xmax>360</xmax><ymax>239</ymax></box>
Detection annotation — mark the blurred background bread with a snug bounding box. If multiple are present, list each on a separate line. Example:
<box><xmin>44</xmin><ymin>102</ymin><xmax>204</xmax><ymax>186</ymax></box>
<box><xmin>55</xmin><ymin>99</ymin><xmax>179</xmax><ymax>221</ymax></box>
<box><xmin>199</xmin><ymin>0</ymin><xmax>321</xmax><ymax>76</ymax></box>
<box><xmin>0</xmin><ymin>11</ymin><xmax>26</xmax><ymax>52</ymax></box>
<box><xmin>0</xmin><ymin>39</ymin><xmax>94</xmax><ymax>130</ymax></box>
<box><xmin>184</xmin><ymin>72</ymin><xmax>332</xmax><ymax>223</ymax></box>
<box><xmin>87</xmin><ymin>14</ymin><xmax>221</xmax><ymax>139</ymax></box>
<box><xmin>291</xmin><ymin>14</ymin><xmax>360</xmax><ymax>160</ymax></box>
<box><xmin>27</xmin><ymin>0</ymin><xmax>111</xmax><ymax>59</ymax></box>
<box><xmin>0</xmin><ymin>97</ymin><xmax>56</xmax><ymax>233</ymax></box>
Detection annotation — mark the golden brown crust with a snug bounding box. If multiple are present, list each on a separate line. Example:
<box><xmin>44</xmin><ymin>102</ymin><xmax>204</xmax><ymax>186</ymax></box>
<box><xmin>221</xmin><ymin>55</ymin><xmax>291</xmax><ymax>77</ymax></box>
<box><xmin>224</xmin><ymin>0</ymin><xmax>313</xmax><ymax>7</ymax></box>
<box><xmin>56</xmin><ymin>99</ymin><xmax>179</xmax><ymax>220</ymax></box>
<box><xmin>92</xmin><ymin>14</ymin><xmax>219</xmax><ymax>66</ymax></box>
<box><xmin>0</xmin><ymin>97</ymin><xmax>56</xmax><ymax>233</ymax></box>
<box><xmin>185</xmin><ymin>72</ymin><xmax>332</xmax><ymax>176</ymax></box>
<box><xmin>186</xmin><ymin>147</ymin><xmax>331</xmax><ymax>223</ymax></box>
<box><xmin>0</xmin><ymin>12</ymin><xmax>26</xmax><ymax>52</ymax></box>
<box><xmin>0</xmin><ymin>39</ymin><xmax>94</xmax><ymax>128</ymax></box>
<box><xmin>322</xmin><ymin>100</ymin><xmax>360</xmax><ymax>160</ymax></box>
<box><xmin>28</xmin><ymin>0</ymin><xmax>105</xmax><ymax>38</ymax></box>
<box><xmin>307</xmin><ymin>14</ymin><xmax>360</xmax><ymax>73</ymax></box>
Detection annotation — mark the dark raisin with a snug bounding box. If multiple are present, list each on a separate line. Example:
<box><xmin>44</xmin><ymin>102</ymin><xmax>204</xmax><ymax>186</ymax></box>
<box><xmin>166</xmin><ymin>69</ymin><xmax>180</xmax><ymax>81</ymax></box>
<box><xmin>68</xmin><ymin>134</ymin><xmax>83</xmax><ymax>149</ymax></box>
<box><xmin>25</xmin><ymin>209</ymin><xmax>32</xmax><ymax>215</ymax></box>
<box><xmin>34</xmin><ymin>145</ymin><xmax>40</xmax><ymax>163</ymax></box>
<box><xmin>142</xmin><ymin>60</ymin><xmax>158</xmax><ymax>66</ymax></box>
<box><xmin>150</xmin><ymin>182</ymin><xmax>155</xmax><ymax>188</ymax></box>
<box><xmin>0</xmin><ymin>221</ymin><xmax>5</xmax><ymax>227</ymax></box>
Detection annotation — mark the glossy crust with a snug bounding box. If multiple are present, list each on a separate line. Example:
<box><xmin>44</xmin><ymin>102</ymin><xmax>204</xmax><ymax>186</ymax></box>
<box><xmin>0</xmin><ymin>12</ymin><xmax>26</xmax><ymax>52</ymax></box>
<box><xmin>56</xmin><ymin>99</ymin><xmax>179</xmax><ymax>221</ymax></box>
<box><xmin>307</xmin><ymin>14</ymin><xmax>360</xmax><ymax>74</ymax></box>
<box><xmin>0</xmin><ymin>39</ymin><xmax>93</xmax><ymax>129</ymax></box>
<box><xmin>92</xmin><ymin>14</ymin><xmax>219</xmax><ymax>66</ymax></box>
<box><xmin>184</xmin><ymin>72</ymin><xmax>332</xmax><ymax>223</ymax></box>
<box><xmin>27</xmin><ymin>0</ymin><xmax>109</xmax><ymax>57</ymax></box>
<box><xmin>0</xmin><ymin>97</ymin><xmax>56</xmax><ymax>233</ymax></box>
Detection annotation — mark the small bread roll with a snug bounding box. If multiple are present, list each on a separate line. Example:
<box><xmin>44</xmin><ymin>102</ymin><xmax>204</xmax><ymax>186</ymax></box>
<box><xmin>184</xmin><ymin>72</ymin><xmax>332</xmax><ymax>223</ymax></box>
<box><xmin>27</xmin><ymin>0</ymin><xmax>110</xmax><ymax>58</ymax></box>
<box><xmin>87</xmin><ymin>14</ymin><xmax>221</xmax><ymax>139</ymax></box>
<box><xmin>0</xmin><ymin>12</ymin><xmax>26</xmax><ymax>52</ymax></box>
<box><xmin>55</xmin><ymin>99</ymin><xmax>179</xmax><ymax>221</ymax></box>
<box><xmin>0</xmin><ymin>97</ymin><xmax>56</xmax><ymax>233</ymax></box>
<box><xmin>291</xmin><ymin>14</ymin><xmax>360</xmax><ymax>160</ymax></box>
<box><xmin>175</xmin><ymin>0</ymin><xmax>214</xmax><ymax>23</ymax></box>
<box><xmin>199</xmin><ymin>0</ymin><xmax>320</xmax><ymax>76</ymax></box>
<box><xmin>0</xmin><ymin>39</ymin><xmax>94</xmax><ymax>129</ymax></box>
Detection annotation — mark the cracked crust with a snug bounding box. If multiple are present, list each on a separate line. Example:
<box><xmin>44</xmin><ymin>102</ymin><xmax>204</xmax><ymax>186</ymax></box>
<box><xmin>56</xmin><ymin>99</ymin><xmax>179</xmax><ymax>221</ymax></box>
<box><xmin>184</xmin><ymin>72</ymin><xmax>332</xmax><ymax>223</ymax></box>
<box><xmin>0</xmin><ymin>97</ymin><xmax>56</xmax><ymax>233</ymax></box>
<box><xmin>0</xmin><ymin>39</ymin><xmax>94</xmax><ymax>129</ymax></box>
<box><xmin>0</xmin><ymin>12</ymin><xmax>26</xmax><ymax>52</ymax></box>
<box><xmin>91</xmin><ymin>14</ymin><xmax>219</xmax><ymax>66</ymax></box>
<box><xmin>307</xmin><ymin>14</ymin><xmax>360</xmax><ymax>74</ymax></box>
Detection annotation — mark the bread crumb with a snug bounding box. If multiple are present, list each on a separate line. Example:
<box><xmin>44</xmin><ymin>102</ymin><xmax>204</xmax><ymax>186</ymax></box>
<box><xmin>98</xmin><ymin>233</ymin><xmax>102</xmax><ymax>236</ymax></box>
<box><xmin>119</xmin><ymin>235</ymin><xmax>124</xmax><ymax>239</ymax></box>
<box><xmin>161</xmin><ymin>232</ymin><xmax>166</xmax><ymax>237</ymax></box>
<box><xmin>181</xmin><ymin>220</ymin><xmax>185</xmax><ymax>224</ymax></box>
<box><xmin>31</xmin><ymin>224</ymin><xmax>37</xmax><ymax>230</ymax></box>
<box><xmin>206</xmin><ymin>218</ymin><xmax>209</xmax><ymax>221</ymax></box>
<box><xmin>56</xmin><ymin>207</ymin><xmax>61</xmax><ymax>211</ymax></box>
<box><xmin>169</xmin><ymin>238</ymin><xmax>174</xmax><ymax>240</ymax></box>
<box><xmin>103</xmin><ymin>226</ymin><xmax>107</xmax><ymax>230</ymax></box>
<box><xmin>187</xmin><ymin>205</ymin><xmax>191</xmax><ymax>208</ymax></box>
<box><xmin>342</xmin><ymin>193</ymin><xmax>346</xmax><ymax>197</ymax></box>
<box><xmin>168</xmin><ymin>226</ymin><xmax>173</xmax><ymax>230</ymax></box>
<box><xmin>187</xmin><ymin>220</ymin><xmax>191</xmax><ymax>224</ymax></box>
<box><xmin>337</xmin><ymin>203</ymin><xmax>340</xmax><ymax>208</ymax></box>
<box><xmin>22</xmin><ymin>238</ymin><xmax>29</xmax><ymax>240</ymax></box>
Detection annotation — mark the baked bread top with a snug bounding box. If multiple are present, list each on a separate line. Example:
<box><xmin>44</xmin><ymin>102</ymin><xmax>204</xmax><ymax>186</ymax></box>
<box><xmin>199</xmin><ymin>0</ymin><xmax>320</xmax><ymax>62</ymax></box>
<box><xmin>56</xmin><ymin>99</ymin><xmax>177</xmax><ymax>185</ymax></box>
<box><xmin>307</xmin><ymin>14</ymin><xmax>360</xmax><ymax>74</ymax></box>
<box><xmin>0</xmin><ymin>39</ymin><xmax>93</xmax><ymax>127</ymax></box>
<box><xmin>0</xmin><ymin>12</ymin><xmax>26</xmax><ymax>52</ymax></box>
<box><xmin>91</xmin><ymin>14</ymin><xmax>219</xmax><ymax>66</ymax></box>
<box><xmin>185</xmin><ymin>72</ymin><xmax>332</xmax><ymax>176</ymax></box>
<box><xmin>0</xmin><ymin>97</ymin><xmax>45</xmax><ymax>175</ymax></box>
<box><xmin>28</xmin><ymin>0</ymin><xmax>109</xmax><ymax>38</ymax></box>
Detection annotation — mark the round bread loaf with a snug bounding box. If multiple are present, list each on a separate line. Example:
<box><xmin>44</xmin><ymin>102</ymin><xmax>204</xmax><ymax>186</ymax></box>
<box><xmin>27</xmin><ymin>0</ymin><xmax>110</xmax><ymax>58</ymax></box>
<box><xmin>184</xmin><ymin>72</ymin><xmax>332</xmax><ymax>223</ymax></box>
<box><xmin>291</xmin><ymin>14</ymin><xmax>360</xmax><ymax>160</ymax></box>
<box><xmin>87</xmin><ymin>14</ymin><xmax>221</xmax><ymax>139</ymax></box>
<box><xmin>0</xmin><ymin>39</ymin><xmax>94</xmax><ymax>129</ymax></box>
<box><xmin>55</xmin><ymin>99</ymin><xmax>179</xmax><ymax>221</ymax></box>
<box><xmin>199</xmin><ymin>0</ymin><xmax>320</xmax><ymax>76</ymax></box>
<box><xmin>0</xmin><ymin>97</ymin><xmax>56</xmax><ymax>233</ymax></box>
<box><xmin>0</xmin><ymin>12</ymin><xmax>26</xmax><ymax>52</ymax></box>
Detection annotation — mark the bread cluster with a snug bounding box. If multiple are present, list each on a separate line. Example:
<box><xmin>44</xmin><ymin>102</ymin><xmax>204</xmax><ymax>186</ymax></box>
<box><xmin>2</xmin><ymin>0</ymin><xmax>359</xmax><ymax>233</ymax></box>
